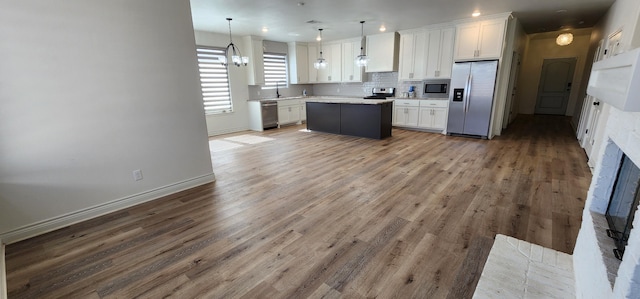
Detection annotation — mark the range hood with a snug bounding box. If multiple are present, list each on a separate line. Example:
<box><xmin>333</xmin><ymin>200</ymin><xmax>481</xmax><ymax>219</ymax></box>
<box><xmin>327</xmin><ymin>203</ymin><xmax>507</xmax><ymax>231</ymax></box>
<box><xmin>587</xmin><ymin>47</ymin><xmax>640</xmax><ymax>112</ymax></box>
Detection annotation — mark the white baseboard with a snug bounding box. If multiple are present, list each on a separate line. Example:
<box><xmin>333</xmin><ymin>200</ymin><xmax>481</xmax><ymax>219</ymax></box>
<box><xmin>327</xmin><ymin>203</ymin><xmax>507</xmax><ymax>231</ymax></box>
<box><xmin>0</xmin><ymin>173</ymin><xmax>215</xmax><ymax>245</ymax></box>
<box><xmin>1</xmin><ymin>243</ymin><xmax>6</xmax><ymax>299</ymax></box>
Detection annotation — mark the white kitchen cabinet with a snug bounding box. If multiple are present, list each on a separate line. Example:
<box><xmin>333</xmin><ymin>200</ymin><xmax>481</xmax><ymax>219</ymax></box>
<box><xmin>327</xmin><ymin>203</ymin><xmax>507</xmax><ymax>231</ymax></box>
<box><xmin>425</xmin><ymin>27</ymin><xmax>455</xmax><ymax>79</ymax></box>
<box><xmin>454</xmin><ymin>18</ymin><xmax>505</xmax><ymax>61</ymax></box>
<box><xmin>365</xmin><ymin>32</ymin><xmax>399</xmax><ymax>73</ymax></box>
<box><xmin>341</xmin><ymin>38</ymin><xmax>364</xmax><ymax>82</ymax></box>
<box><xmin>398</xmin><ymin>30</ymin><xmax>426</xmax><ymax>81</ymax></box>
<box><xmin>393</xmin><ymin>100</ymin><xmax>419</xmax><ymax>127</ymax></box>
<box><xmin>317</xmin><ymin>42</ymin><xmax>342</xmax><ymax>83</ymax></box>
<box><xmin>418</xmin><ymin>100</ymin><xmax>448</xmax><ymax>130</ymax></box>
<box><xmin>288</xmin><ymin>42</ymin><xmax>309</xmax><ymax>84</ymax></box>
<box><xmin>307</xmin><ymin>44</ymin><xmax>319</xmax><ymax>83</ymax></box>
<box><xmin>242</xmin><ymin>36</ymin><xmax>265</xmax><ymax>85</ymax></box>
<box><xmin>277</xmin><ymin>99</ymin><xmax>305</xmax><ymax>126</ymax></box>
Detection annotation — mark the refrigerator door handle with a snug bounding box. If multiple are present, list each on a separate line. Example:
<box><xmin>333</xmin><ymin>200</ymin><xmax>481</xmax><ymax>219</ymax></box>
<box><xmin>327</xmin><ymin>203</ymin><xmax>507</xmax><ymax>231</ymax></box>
<box><xmin>464</xmin><ymin>74</ymin><xmax>472</xmax><ymax>114</ymax></box>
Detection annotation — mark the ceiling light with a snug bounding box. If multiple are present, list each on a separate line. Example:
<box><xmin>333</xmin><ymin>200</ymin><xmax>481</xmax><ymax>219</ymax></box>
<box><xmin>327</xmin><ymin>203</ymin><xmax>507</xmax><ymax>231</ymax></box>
<box><xmin>556</xmin><ymin>33</ymin><xmax>574</xmax><ymax>46</ymax></box>
<box><xmin>472</xmin><ymin>11</ymin><xmax>481</xmax><ymax>17</ymax></box>
<box><xmin>355</xmin><ymin>21</ymin><xmax>370</xmax><ymax>68</ymax></box>
<box><xmin>379</xmin><ymin>25</ymin><xmax>386</xmax><ymax>32</ymax></box>
<box><xmin>261</xmin><ymin>27</ymin><xmax>268</xmax><ymax>33</ymax></box>
<box><xmin>220</xmin><ymin>18</ymin><xmax>248</xmax><ymax>67</ymax></box>
<box><xmin>314</xmin><ymin>29</ymin><xmax>327</xmax><ymax>69</ymax></box>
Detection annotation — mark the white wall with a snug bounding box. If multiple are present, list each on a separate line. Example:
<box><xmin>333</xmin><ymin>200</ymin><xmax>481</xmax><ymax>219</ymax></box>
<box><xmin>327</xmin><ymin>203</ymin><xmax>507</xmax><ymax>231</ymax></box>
<box><xmin>0</xmin><ymin>0</ymin><xmax>214</xmax><ymax>243</ymax></box>
<box><xmin>516</xmin><ymin>29</ymin><xmax>592</xmax><ymax>116</ymax></box>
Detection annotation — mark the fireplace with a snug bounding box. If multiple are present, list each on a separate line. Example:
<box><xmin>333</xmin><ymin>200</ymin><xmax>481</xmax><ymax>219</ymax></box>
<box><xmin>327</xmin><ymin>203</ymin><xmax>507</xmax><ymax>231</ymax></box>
<box><xmin>605</xmin><ymin>154</ymin><xmax>640</xmax><ymax>260</ymax></box>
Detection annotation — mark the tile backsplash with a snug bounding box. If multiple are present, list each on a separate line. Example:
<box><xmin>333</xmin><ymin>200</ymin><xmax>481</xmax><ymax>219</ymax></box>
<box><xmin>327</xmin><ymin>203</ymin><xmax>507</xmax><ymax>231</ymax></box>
<box><xmin>312</xmin><ymin>72</ymin><xmax>424</xmax><ymax>98</ymax></box>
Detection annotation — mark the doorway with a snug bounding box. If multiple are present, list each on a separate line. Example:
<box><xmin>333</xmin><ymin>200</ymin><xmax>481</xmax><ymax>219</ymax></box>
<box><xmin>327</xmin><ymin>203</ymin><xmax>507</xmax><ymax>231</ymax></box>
<box><xmin>534</xmin><ymin>58</ymin><xmax>576</xmax><ymax>115</ymax></box>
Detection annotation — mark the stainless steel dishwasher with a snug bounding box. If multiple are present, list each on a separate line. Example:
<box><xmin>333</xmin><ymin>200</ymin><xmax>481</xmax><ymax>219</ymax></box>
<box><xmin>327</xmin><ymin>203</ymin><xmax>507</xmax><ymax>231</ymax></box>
<box><xmin>261</xmin><ymin>101</ymin><xmax>278</xmax><ymax>129</ymax></box>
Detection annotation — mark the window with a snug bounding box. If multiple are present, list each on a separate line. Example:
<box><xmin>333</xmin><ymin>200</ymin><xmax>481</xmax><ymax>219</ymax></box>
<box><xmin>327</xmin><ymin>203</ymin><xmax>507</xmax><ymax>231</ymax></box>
<box><xmin>196</xmin><ymin>46</ymin><xmax>232</xmax><ymax>114</ymax></box>
<box><xmin>262</xmin><ymin>52</ymin><xmax>288</xmax><ymax>89</ymax></box>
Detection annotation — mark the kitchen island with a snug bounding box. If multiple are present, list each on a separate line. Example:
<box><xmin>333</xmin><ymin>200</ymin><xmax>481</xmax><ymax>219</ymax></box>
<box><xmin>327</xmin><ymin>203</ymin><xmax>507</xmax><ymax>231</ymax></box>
<box><xmin>306</xmin><ymin>98</ymin><xmax>393</xmax><ymax>139</ymax></box>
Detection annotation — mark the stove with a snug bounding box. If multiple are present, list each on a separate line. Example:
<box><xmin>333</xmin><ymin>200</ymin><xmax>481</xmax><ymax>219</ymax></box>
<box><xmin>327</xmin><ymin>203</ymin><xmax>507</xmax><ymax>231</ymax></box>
<box><xmin>364</xmin><ymin>87</ymin><xmax>395</xmax><ymax>99</ymax></box>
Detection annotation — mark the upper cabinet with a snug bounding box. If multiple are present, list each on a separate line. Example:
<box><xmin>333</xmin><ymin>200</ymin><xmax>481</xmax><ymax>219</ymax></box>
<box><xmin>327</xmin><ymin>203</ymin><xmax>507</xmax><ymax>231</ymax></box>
<box><xmin>454</xmin><ymin>18</ymin><xmax>506</xmax><ymax>61</ymax></box>
<box><xmin>288</xmin><ymin>42</ymin><xmax>309</xmax><ymax>84</ymax></box>
<box><xmin>317</xmin><ymin>42</ymin><xmax>342</xmax><ymax>83</ymax></box>
<box><xmin>243</xmin><ymin>36</ymin><xmax>265</xmax><ymax>85</ymax></box>
<box><xmin>307</xmin><ymin>44</ymin><xmax>319</xmax><ymax>83</ymax></box>
<box><xmin>425</xmin><ymin>27</ymin><xmax>455</xmax><ymax>79</ymax></box>
<box><xmin>398</xmin><ymin>30</ymin><xmax>426</xmax><ymax>80</ymax></box>
<box><xmin>342</xmin><ymin>38</ymin><xmax>364</xmax><ymax>82</ymax></box>
<box><xmin>365</xmin><ymin>32</ymin><xmax>399</xmax><ymax>73</ymax></box>
<box><xmin>398</xmin><ymin>26</ymin><xmax>455</xmax><ymax>81</ymax></box>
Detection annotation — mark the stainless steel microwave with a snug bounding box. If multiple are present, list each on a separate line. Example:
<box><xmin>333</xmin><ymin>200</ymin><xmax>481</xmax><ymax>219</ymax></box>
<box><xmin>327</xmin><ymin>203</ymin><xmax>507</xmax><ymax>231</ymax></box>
<box><xmin>423</xmin><ymin>80</ymin><xmax>450</xmax><ymax>98</ymax></box>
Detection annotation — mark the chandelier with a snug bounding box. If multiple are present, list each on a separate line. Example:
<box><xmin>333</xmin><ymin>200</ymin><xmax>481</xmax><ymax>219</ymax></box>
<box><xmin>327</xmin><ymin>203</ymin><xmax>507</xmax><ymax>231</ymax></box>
<box><xmin>314</xmin><ymin>28</ymin><xmax>327</xmax><ymax>69</ymax></box>
<box><xmin>556</xmin><ymin>33</ymin><xmax>574</xmax><ymax>46</ymax></box>
<box><xmin>355</xmin><ymin>21</ymin><xmax>370</xmax><ymax>67</ymax></box>
<box><xmin>220</xmin><ymin>18</ymin><xmax>248</xmax><ymax>67</ymax></box>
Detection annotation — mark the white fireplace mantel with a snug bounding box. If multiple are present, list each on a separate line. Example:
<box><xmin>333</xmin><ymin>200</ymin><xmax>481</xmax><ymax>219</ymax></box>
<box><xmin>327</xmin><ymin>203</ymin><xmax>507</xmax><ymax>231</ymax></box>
<box><xmin>587</xmin><ymin>47</ymin><xmax>640</xmax><ymax>112</ymax></box>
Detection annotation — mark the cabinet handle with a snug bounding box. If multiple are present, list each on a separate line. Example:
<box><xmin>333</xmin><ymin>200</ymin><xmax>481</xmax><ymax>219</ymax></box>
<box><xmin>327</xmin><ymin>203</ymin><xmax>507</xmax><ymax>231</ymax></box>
<box><xmin>350</xmin><ymin>75</ymin><xmax>353</xmax><ymax>81</ymax></box>
<box><xmin>435</xmin><ymin>70</ymin><xmax>440</xmax><ymax>77</ymax></box>
<box><xmin>409</xmin><ymin>73</ymin><xmax>413</xmax><ymax>79</ymax></box>
<box><xmin>328</xmin><ymin>76</ymin><xmax>331</xmax><ymax>81</ymax></box>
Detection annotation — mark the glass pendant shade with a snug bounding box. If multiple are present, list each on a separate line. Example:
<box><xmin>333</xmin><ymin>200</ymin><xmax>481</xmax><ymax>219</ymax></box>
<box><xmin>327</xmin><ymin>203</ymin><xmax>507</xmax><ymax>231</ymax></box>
<box><xmin>221</xmin><ymin>18</ymin><xmax>249</xmax><ymax>67</ymax></box>
<box><xmin>355</xmin><ymin>54</ymin><xmax>369</xmax><ymax>67</ymax></box>
<box><xmin>355</xmin><ymin>21</ymin><xmax>369</xmax><ymax>67</ymax></box>
<box><xmin>314</xmin><ymin>57</ymin><xmax>327</xmax><ymax>69</ymax></box>
<box><xmin>556</xmin><ymin>33</ymin><xmax>574</xmax><ymax>46</ymax></box>
<box><xmin>314</xmin><ymin>28</ymin><xmax>327</xmax><ymax>69</ymax></box>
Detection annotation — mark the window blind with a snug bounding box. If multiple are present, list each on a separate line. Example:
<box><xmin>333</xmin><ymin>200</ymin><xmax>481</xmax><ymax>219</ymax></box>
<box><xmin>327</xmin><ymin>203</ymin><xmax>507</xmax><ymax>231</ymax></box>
<box><xmin>196</xmin><ymin>46</ymin><xmax>232</xmax><ymax>114</ymax></box>
<box><xmin>263</xmin><ymin>52</ymin><xmax>288</xmax><ymax>88</ymax></box>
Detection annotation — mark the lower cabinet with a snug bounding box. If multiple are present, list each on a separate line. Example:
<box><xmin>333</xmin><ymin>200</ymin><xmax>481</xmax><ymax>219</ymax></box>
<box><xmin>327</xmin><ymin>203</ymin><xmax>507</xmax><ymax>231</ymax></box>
<box><xmin>418</xmin><ymin>105</ymin><xmax>448</xmax><ymax>130</ymax></box>
<box><xmin>278</xmin><ymin>99</ymin><xmax>306</xmax><ymax>126</ymax></box>
<box><xmin>393</xmin><ymin>99</ymin><xmax>448</xmax><ymax>132</ymax></box>
<box><xmin>393</xmin><ymin>100</ymin><xmax>420</xmax><ymax>127</ymax></box>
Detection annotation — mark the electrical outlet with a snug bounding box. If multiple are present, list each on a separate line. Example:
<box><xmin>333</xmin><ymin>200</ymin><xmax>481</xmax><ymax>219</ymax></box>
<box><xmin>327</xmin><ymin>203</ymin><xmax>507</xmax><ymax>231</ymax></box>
<box><xmin>132</xmin><ymin>169</ymin><xmax>143</xmax><ymax>181</ymax></box>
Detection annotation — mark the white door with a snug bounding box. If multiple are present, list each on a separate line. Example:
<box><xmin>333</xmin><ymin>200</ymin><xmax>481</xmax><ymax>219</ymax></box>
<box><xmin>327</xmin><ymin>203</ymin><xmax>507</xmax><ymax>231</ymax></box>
<box><xmin>503</xmin><ymin>51</ymin><xmax>521</xmax><ymax>129</ymax></box>
<box><xmin>583</xmin><ymin>97</ymin><xmax>602</xmax><ymax>159</ymax></box>
<box><xmin>534</xmin><ymin>58</ymin><xmax>576</xmax><ymax>115</ymax></box>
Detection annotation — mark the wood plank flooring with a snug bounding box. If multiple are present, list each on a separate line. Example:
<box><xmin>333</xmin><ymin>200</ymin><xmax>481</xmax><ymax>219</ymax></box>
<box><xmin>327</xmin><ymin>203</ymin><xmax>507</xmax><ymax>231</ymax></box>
<box><xmin>5</xmin><ymin>115</ymin><xmax>591</xmax><ymax>298</ymax></box>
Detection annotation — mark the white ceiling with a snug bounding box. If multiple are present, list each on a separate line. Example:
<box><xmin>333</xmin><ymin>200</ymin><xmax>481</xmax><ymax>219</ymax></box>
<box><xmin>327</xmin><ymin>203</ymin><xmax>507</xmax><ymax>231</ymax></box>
<box><xmin>189</xmin><ymin>0</ymin><xmax>615</xmax><ymax>43</ymax></box>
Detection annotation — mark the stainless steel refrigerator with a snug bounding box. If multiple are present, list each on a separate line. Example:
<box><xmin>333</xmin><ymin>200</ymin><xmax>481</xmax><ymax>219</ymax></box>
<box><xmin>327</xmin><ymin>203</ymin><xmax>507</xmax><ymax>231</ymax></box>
<box><xmin>447</xmin><ymin>60</ymin><xmax>499</xmax><ymax>138</ymax></box>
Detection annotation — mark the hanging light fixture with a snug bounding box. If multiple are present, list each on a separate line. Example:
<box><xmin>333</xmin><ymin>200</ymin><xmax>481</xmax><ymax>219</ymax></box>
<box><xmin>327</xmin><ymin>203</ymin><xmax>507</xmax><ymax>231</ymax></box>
<box><xmin>355</xmin><ymin>21</ymin><xmax>370</xmax><ymax>67</ymax></box>
<box><xmin>556</xmin><ymin>33</ymin><xmax>574</xmax><ymax>46</ymax></box>
<box><xmin>220</xmin><ymin>18</ymin><xmax>248</xmax><ymax>67</ymax></box>
<box><xmin>314</xmin><ymin>28</ymin><xmax>327</xmax><ymax>69</ymax></box>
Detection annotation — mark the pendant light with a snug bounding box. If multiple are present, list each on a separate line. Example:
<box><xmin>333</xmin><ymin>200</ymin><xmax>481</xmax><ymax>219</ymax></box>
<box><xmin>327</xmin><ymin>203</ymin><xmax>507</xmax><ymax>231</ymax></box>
<box><xmin>314</xmin><ymin>28</ymin><xmax>327</xmax><ymax>69</ymax></box>
<box><xmin>220</xmin><ymin>18</ymin><xmax>249</xmax><ymax>67</ymax></box>
<box><xmin>355</xmin><ymin>21</ymin><xmax>370</xmax><ymax>67</ymax></box>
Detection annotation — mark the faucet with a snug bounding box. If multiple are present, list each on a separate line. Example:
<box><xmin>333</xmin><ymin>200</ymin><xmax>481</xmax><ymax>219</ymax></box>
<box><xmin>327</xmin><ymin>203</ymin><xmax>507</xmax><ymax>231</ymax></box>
<box><xmin>276</xmin><ymin>81</ymin><xmax>281</xmax><ymax>98</ymax></box>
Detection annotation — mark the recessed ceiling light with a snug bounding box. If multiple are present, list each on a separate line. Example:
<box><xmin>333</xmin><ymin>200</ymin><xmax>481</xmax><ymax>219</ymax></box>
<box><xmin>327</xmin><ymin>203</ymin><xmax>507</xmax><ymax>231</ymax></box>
<box><xmin>556</xmin><ymin>9</ymin><xmax>568</xmax><ymax>14</ymax></box>
<box><xmin>379</xmin><ymin>25</ymin><xmax>386</xmax><ymax>32</ymax></box>
<box><xmin>298</xmin><ymin>2</ymin><xmax>305</xmax><ymax>6</ymax></box>
<box><xmin>472</xmin><ymin>11</ymin><xmax>481</xmax><ymax>17</ymax></box>
<box><xmin>261</xmin><ymin>27</ymin><xmax>268</xmax><ymax>33</ymax></box>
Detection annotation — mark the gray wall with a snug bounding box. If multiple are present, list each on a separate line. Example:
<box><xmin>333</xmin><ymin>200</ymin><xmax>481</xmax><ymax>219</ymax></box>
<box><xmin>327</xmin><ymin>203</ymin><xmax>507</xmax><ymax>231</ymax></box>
<box><xmin>0</xmin><ymin>0</ymin><xmax>213</xmax><ymax>240</ymax></box>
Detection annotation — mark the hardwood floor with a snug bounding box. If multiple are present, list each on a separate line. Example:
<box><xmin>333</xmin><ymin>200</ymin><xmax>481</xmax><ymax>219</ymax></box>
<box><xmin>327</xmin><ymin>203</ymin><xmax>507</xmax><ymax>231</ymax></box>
<box><xmin>5</xmin><ymin>115</ymin><xmax>591</xmax><ymax>298</ymax></box>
